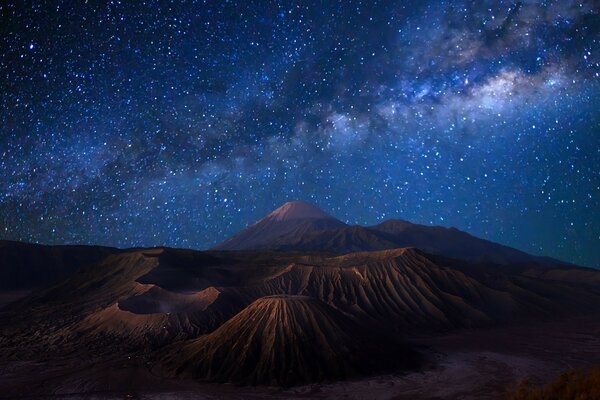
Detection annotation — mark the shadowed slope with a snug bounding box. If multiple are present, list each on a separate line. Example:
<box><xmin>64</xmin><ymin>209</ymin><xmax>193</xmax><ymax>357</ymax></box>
<box><xmin>274</xmin><ymin>222</ymin><xmax>558</xmax><ymax>265</ymax></box>
<box><xmin>161</xmin><ymin>295</ymin><xmax>419</xmax><ymax>386</ymax></box>
<box><xmin>234</xmin><ymin>248</ymin><xmax>585</xmax><ymax>333</ymax></box>
<box><xmin>0</xmin><ymin>240</ymin><xmax>119</xmax><ymax>291</ymax></box>
<box><xmin>0</xmin><ymin>250</ymin><xmax>162</xmax><ymax>356</ymax></box>
<box><xmin>4</xmin><ymin>246</ymin><xmax>599</xmax><ymax>358</ymax></box>
<box><xmin>212</xmin><ymin>203</ymin><xmax>567</xmax><ymax>266</ymax></box>
<box><xmin>371</xmin><ymin>220</ymin><xmax>545</xmax><ymax>265</ymax></box>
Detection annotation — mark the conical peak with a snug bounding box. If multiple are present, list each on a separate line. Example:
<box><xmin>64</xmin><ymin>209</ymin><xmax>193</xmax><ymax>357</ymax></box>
<box><xmin>267</xmin><ymin>201</ymin><xmax>335</xmax><ymax>221</ymax></box>
<box><xmin>212</xmin><ymin>201</ymin><xmax>346</xmax><ymax>250</ymax></box>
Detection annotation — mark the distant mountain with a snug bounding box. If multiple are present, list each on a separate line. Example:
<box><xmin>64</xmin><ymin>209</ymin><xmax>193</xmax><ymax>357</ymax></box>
<box><xmin>213</xmin><ymin>201</ymin><xmax>347</xmax><ymax>250</ymax></box>
<box><xmin>275</xmin><ymin>219</ymin><xmax>550</xmax><ymax>265</ymax></box>
<box><xmin>0</xmin><ymin>240</ymin><xmax>119</xmax><ymax>290</ymax></box>
<box><xmin>213</xmin><ymin>203</ymin><xmax>562</xmax><ymax>266</ymax></box>
<box><xmin>160</xmin><ymin>295</ymin><xmax>418</xmax><ymax>386</ymax></box>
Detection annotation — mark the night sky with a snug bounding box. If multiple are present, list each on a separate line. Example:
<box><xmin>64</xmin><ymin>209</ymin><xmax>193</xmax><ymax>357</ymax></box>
<box><xmin>1</xmin><ymin>1</ymin><xmax>599</xmax><ymax>267</ymax></box>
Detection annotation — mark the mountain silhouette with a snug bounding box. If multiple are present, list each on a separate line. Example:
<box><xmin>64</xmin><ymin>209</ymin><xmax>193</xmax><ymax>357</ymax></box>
<box><xmin>214</xmin><ymin>202</ymin><xmax>564</xmax><ymax>265</ymax></box>
<box><xmin>213</xmin><ymin>201</ymin><xmax>347</xmax><ymax>250</ymax></box>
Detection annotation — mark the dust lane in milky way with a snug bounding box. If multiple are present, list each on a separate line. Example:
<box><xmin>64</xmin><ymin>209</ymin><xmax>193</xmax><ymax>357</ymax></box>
<box><xmin>0</xmin><ymin>1</ymin><xmax>598</xmax><ymax>267</ymax></box>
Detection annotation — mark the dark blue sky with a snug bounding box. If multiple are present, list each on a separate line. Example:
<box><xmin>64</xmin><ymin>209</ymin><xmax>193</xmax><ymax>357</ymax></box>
<box><xmin>1</xmin><ymin>0</ymin><xmax>599</xmax><ymax>267</ymax></box>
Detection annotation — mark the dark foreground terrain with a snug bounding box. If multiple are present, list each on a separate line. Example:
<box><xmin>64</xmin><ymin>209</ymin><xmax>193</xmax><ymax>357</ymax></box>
<box><xmin>0</xmin><ymin>309</ymin><xmax>598</xmax><ymax>399</ymax></box>
<box><xmin>1</xmin><ymin>204</ymin><xmax>599</xmax><ymax>399</ymax></box>
<box><xmin>0</xmin><ymin>245</ymin><xmax>599</xmax><ymax>399</ymax></box>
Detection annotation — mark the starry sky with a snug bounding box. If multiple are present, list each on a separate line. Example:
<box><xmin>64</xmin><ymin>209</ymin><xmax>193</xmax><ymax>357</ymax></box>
<box><xmin>1</xmin><ymin>1</ymin><xmax>599</xmax><ymax>267</ymax></box>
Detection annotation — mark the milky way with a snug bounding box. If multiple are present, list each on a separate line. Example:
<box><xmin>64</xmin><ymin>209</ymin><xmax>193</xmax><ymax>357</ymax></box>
<box><xmin>1</xmin><ymin>1</ymin><xmax>599</xmax><ymax>267</ymax></box>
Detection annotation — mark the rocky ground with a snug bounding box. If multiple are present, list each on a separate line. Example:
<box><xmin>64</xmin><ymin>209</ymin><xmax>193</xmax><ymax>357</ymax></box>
<box><xmin>1</xmin><ymin>314</ymin><xmax>598</xmax><ymax>400</ymax></box>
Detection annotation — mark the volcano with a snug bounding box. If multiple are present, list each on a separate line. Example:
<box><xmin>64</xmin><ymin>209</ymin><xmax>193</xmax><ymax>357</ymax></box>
<box><xmin>213</xmin><ymin>201</ymin><xmax>347</xmax><ymax>250</ymax></box>
<box><xmin>160</xmin><ymin>295</ymin><xmax>418</xmax><ymax>386</ymax></box>
<box><xmin>213</xmin><ymin>202</ymin><xmax>562</xmax><ymax>265</ymax></box>
<box><xmin>1</xmin><ymin>203</ymin><xmax>599</xmax><ymax>397</ymax></box>
<box><xmin>4</xmin><ymin>245</ymin><xmax>596</xmax><ymax>359</ymax></box>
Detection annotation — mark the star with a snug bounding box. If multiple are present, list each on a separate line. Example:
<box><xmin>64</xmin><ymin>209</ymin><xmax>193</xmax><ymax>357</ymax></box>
<box><xmin>0</xmin><ymin>0</ymin><xmax>598</xmax><ymax>267</ymax></box>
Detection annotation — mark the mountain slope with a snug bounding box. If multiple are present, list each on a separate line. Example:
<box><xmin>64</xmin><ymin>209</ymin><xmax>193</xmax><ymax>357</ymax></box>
<box><xmin>2</xmin><ymin>244</ymin><xmax>600</xmax><ymax>389</ymax></box>
<box><xmin>275</xmin><ymin>221</ymin><xmax>546</xmax><ymax>265</ymax></box>
<box><xmin>6</xmin><ymin>246</ymin><xmax>595</xmax><ymax>354</ymax></box>
<box><xmin>212</xmin><ymin>202</ymin><xmax>560</xmax><ymax>265</ymax></box>
<box><xmin>0</xmin><ymin>240</ymin><xmax>119</xmax><ymax>290</ymax></box>
<box><xmin>370</xmin><ymin>220</ymin><xmax>543</xmax><ymax>265</ymax></box>
<box><xmin>160</xmin><ymin>295</ymin><xmax>419</xmax><ymax>386</ymax></box>
<box><xmin>212</xmin><ymin>201</ymin><xmax>347</xmax><ymax>250</ymax></box>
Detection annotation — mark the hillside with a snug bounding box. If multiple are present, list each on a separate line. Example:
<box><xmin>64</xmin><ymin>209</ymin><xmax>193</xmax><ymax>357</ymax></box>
<box><xmin>160</xmin><ymin>295</ymin><xmax>419</xmax><ymax>385</ymax></box>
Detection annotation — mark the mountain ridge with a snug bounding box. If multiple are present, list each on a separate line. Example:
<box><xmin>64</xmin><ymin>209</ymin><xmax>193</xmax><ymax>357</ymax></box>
<box><xmin>213</xmin><ymin>202</ymin><xmax>568</xmax><ymax>266</ymax></box>
<box><xmin>2</xmin><ymin>243</ymin><xmax>600</xmax><ymax>391</ymax></box>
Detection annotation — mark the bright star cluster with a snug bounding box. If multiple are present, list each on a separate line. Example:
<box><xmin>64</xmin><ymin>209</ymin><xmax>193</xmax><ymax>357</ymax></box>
<box><xmin>1</xmin><ymin>1</ymin><xmax>599</xmax><ymax>267</ymax></box>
